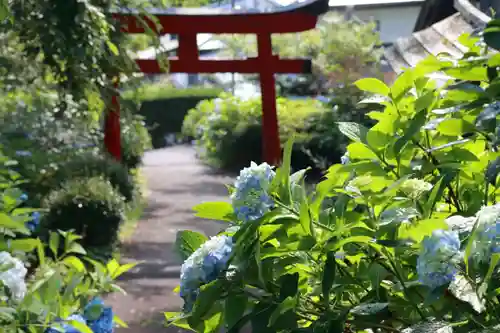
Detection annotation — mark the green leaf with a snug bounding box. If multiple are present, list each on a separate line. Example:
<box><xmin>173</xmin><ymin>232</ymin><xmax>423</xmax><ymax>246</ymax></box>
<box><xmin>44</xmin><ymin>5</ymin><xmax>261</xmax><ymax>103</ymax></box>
<box><xmin>9</xmin><ymin>239</ymin><xmax>39</xmax><ymax>252</ymax></box>
<box><xmin>437</xmin><ymin>118</ymin><xmax>474</xmax><ymax>136</ymax></box>
<box><xmin>175</xmin><ymin>230</ymin><xmax>208</xmax><ymax>261</ymax></box>
<box><xmin>111</xmin><ymin>262</ymin><xmax>139</xmax><ymax>279</ymax></box>
<box><xmin>193</xmin><ymin>202</ymin><xmax>233</xmax><ymax>221</ymax></box>
<box><xmin>321</xmin><ymin>252</ymin><xmax>336</xmax><ymax>305</ymax></box>
<box><xmin>350</xmin><ymin>303</ymin><xmax>389</xmax><ymax>316</ymax></box>
<box><xmin>49</xmin><ymin>232</ymin><xmax>60</xmax><ymax>257</ymax></box>
<box><xmin>347</xmin><ymin>142</ymin><xmax>378</xmax><ymax>160</ymax></box>
<box><xmin>484</xmin><ymin>22</ymin><xmax>500</xmax><ymax>50</ymax></box>
<box><xmin>398</xmin><ymin>219</ymin><xmax>448</xmax><ymax>243</ymax></box>
<box><xmin>276</xmin><ymin>137</ymin><xmax>294</xmax><ymax>205</ymax></box>
<box><xmin>190</xmin><ymin>281</ymin><xmax>224</xmax><ymax>325</ymax></box>
<box><xmin>62</xmin><ymin>256</ymin><xmax>86</xmax><ymax>272</ymax></box>
<box><xmin>67</xmin><ymin>320</ymin><xmax>92</xmax><ymax>333</ymax></box>
<box><xmin>423</xmin><ymin>173</ymin><xmax>455</xmax><ymax>218</ymax></box>
<box><xmin>113</xmin><ymin>315</ymin><xmax>128</xmax><ymax>328</ymax></box>
<box><xmin>0</xmin><ymin>0</ymin><xmax>9</xmax><ymax>21</ymax></box>
<box><xmin>449</xmin><ymin>275</ymin><xmax>485</xmax><ymax>313</ymax></box>
<box><xmin>0</xmin><ymin>213</ymin><xmax>29</xmax><ymax>232</ymax></box>
<box><xmin>268</xmin><ymin>296</ymin><xmax>296</xmax><ymax>326</ymax></box>
<box><xmin>327</xmin><ymin>236</ymin><xmax>374</xmax><ymax>252</ymax></box>
<box><xmin>68</xmin><ymin>242</ymin><xmax>86</xmax><ymax>256</ymax></box>
<box><xmin>391</xmin><ymin>70</ymin><xmax>414</xmax><ymax>101</ymax></box>
<box><xmin>106</xmin><ymin>40</ymin><xmax>120</xmax><ymax>56</ymax></box>
<box><xmin>165</xmin><ymin>312</ymin><xmax>195</xmax><ymax>331</ymax></box>
<box><xmin>337</xmin><ymin>122</ymin><xmax>369</xmax><ymax>143</ymax></box>
<box><xmin>354</xmin><ymin>78</ymin><xmax>390</xmax><ymax>96</ymax></box>
<box><xmin>393</xmin><ymin>110</ymin><xmax>426</xmax><ymax>155</ymax></box>
<box><xmin>225</xmin><ymin>294</ymin><xmax>247</xmax><ymax>331</ymax></box>
<box><xmin>299</xmin><ymin>199</ymin><xmax>312</xmax><ymax>236</ymax></box>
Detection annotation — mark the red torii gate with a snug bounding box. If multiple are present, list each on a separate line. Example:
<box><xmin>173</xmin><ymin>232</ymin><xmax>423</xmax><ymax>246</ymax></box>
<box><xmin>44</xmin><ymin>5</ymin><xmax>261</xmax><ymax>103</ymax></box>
<box><xmin>105</xmin><ymin>0</ymin><xmax>328</xmax><ymax>165</ymax></box>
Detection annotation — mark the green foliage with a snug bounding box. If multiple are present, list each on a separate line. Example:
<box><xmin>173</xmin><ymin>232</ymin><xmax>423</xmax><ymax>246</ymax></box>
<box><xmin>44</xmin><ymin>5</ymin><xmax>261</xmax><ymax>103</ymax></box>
<box><xmin>41</xmin><ymin>177</ymin><xmax>126</xmax><ymax>260</ymax></box>
<box><xmin>120</xmin><ymin>114</ymin><xmax>152</xmax><ymax>170</ymax></box>
<box><xmin>183</xmin><ymin>93</ymin><xmax>345</xmax><ymax>172</ymax></box>
<box><xmin>0</xmin><ymin>150</ymin><xmax>134</xmax><ymax>332</ymax></box>
<box><xmin>167</xmin><ymin>26</ymin><xmax>500</xmax><ymax>333</ymax></box>
<box><xmin>125</xmin><ymin>86</ymin><xmax>223</xmax><ymax>148</ymax></box>
<box><xmin>51</xmin><ymin>152</ymin><xmax>138</xmax><ymax>203</ymax></box>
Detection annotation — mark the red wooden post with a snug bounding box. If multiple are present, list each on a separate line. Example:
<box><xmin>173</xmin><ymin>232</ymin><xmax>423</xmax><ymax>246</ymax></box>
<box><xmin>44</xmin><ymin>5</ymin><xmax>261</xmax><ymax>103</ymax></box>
<box><xmin>104</xmin><ymin>78</ymin><xmax>121</xmax><ymax>161</ymax></box>
<box><xmin>257</xmin><ymin>33</ymin><xmax>281</xmax><ymax>165</ymax></box>
<box><xmin>109</xmin><ymin>0</ymin><xmax>328</xmax><ymax>165</ymax></box>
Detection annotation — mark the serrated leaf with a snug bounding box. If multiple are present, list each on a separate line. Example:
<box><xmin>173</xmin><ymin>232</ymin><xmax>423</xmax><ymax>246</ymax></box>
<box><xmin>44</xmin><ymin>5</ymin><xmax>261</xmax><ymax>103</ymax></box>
<box><xmin>337</xmin><ymin>122</ymin><xmax>369</xmax><ymax>143</ymax></box>
<box><xmin>175</xmin><ymin>230</ymin><xmax>208</xmax><ymax>261</ymax></box>
<box><xmin>449</xmin><ymin>275</ymin><xmax>485</xmax><ymax>313</ymax></box>
<box><xmin>192</xmin><ymin>202</ymin><xmax>233</xmax><ymax>221</ymax></box>
<box><xmin>350</xmin><ymin>302</ymin><xmax>388</xmax><ymax>316</ymax></box>
<box><xmin>354</xmin><ymin>78</ymin><xmax>390</xmax><ymax>96</ymax></box>
<box><xmin>111</xmin><ymin>262</ymin><xmax>140</xmax><ymax>279</ymax></box>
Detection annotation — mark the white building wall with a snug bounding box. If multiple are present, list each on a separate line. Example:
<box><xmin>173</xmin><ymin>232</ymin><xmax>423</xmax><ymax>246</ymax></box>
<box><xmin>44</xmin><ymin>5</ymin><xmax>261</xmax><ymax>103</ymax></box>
<box><xmin>348</xmin><ymin>5</ymin><xmax>422</xmax><ymax>44</ymax></box>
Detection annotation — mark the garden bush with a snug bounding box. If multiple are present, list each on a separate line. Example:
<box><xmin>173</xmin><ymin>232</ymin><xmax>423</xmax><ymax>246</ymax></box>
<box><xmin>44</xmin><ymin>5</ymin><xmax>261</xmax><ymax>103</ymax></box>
<box><xmin>41</xmin><ymin>177</ymin><xmax>126</xmax><ymax>261</ymax></box>
<box><xmin>124</xmin><ymin>85</ymin><xmax>223</xmax><ymax>148</ymax></box>
<box><xmin>182</xmin><ymin>93</ymin><xmax>348</xmax><ymax>173</ymax></box>
<box><xmin>50</xmin><ymin>151</ymin><xmax>138</xmax><ymax>203</ymax></box>
<box><xmin>166</xmin><ymin>24</ymin><xmax>500</xmax><ymax>333</ymax></box>
<box><xmin>120</xmin><ymin>114</ymin><xmax>152</xmax><ymax>170</ymax></box>
<box><xmin>0</xmin><ymin>149</ymin><xmax>134</xmax><ymax>332</ymax></box>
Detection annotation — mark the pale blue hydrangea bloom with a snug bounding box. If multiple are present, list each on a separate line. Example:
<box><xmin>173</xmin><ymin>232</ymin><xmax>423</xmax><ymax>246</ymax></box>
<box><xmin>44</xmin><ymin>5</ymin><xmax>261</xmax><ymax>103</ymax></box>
<box><xmin>340</xmin><ymin>152</ymin><xmax>350</xmax><ymax>165</ymax></box>
<box><xmin>180</xmin><ymin>235</ymin><xmax>233</xmax><ymax>311</ymax></box>
<box><xmin>26</xmin><ymin>212</ymin><xmax>41</xmax><ymax>232</ymax></box>
<box><xmin>471</xmin><ymin>204</ymin><xmax>500</xmax><ymax>262</ymax></box>
<box><xmin>84</xmin><ymin>298</ymin><xmax>114</xmax><ymax>333</ymax></box>
<box><xmin>417</xmin><ymin>230</ymin><xmax>462</xmax><ymax>289</ymax></box>
<box><xmin>45</xmin><ymin>314</ymin><xmax>87</xmax><ymax>333</ymax></box>
<box><xmin>231</xmin><ymin>162</ymin><xmax>275</xmax><ymax>222</ymax></box>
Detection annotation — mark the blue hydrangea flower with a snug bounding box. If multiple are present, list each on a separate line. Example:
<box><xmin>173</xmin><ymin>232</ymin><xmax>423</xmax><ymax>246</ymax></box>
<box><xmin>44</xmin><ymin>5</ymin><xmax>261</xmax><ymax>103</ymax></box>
<box><xmin>19</xmin><ymin>193</ymin><xmax>28</xmax><ymax>202</ymax></box>
<box><xmin>417</xmin><ymin>230</ymin><xmax>462</xmax><ymax>289</ymax></box>
<box><xmin>15</xmin><ymin>150</ymin><xmax>32</xmax><ymax>157</ymax></box>
<box><xmin>45</xmin><ymin>314</ymin><xmax>87</xmax><ymax>333</ymax></box>
<box><xmin>84</xmin><ymin>297</ymin><xmax>114</xmax><ymax>333</ymax></box>
<box><xmin>231</xmin><ymin>162</ymin><xmax>275</xmax><ymax>222</ymax></box>
<box><xmin>471</xmin><ymin>204</ymin><xmax>500</xmax><ymax>262</ymax></box>
<box><xmin>180</xmin><ymin>235</ymin><xmax>233</xmax><ymax>312</ymax></box>
<box><xmin>26</xmin><ymin>212</ymin><xmax>41</xmax><ymax>232</ymax></box>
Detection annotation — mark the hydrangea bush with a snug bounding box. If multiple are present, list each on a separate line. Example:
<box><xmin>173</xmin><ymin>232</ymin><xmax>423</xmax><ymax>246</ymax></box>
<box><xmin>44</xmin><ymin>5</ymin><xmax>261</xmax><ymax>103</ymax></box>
<box><xmin>0</xmin><ymin>151</ymin><xmax>135</xmax><ymax>332</ymax></box>
<box><xmin>167</xmin><ymin>23</ymin><xmax>500</xmax><ymax>333</ymax></box>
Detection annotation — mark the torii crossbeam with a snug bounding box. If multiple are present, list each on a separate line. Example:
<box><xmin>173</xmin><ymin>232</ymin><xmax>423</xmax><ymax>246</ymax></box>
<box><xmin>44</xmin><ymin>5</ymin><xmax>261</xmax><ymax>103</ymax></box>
<box><xmin>106</xmin><ymin>0</ymin><xmax>329</xmax><ymax>165</ymax></box>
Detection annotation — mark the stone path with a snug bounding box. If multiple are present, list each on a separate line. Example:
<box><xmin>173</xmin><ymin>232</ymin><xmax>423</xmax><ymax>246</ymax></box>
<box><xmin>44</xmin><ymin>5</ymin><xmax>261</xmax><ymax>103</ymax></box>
<box><xmin>106</xmin><ymin>145</ymin><xmax>234</xmax><ymax>333</ymax></box>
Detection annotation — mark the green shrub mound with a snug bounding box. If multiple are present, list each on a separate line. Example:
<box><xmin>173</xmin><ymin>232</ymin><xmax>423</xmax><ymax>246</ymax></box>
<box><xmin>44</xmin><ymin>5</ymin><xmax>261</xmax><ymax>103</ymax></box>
<box><xmin>120</xmin><ymin>114</ymin><xmax>152</xmax><ymax>170</ymax></box>
<box><xmin>50</xmin><ymin>152</ymin><xmax>137</xmax><ymax>202</ymax></box>
<box><xmin>182</xmin><ymin>93</ymin><xmax>346</xmax><ymax>173</ymax></box>
<box><xmin>41</xmin><ymin>177</ymin><xmax>126</xmax><ymax>259</ymax></box>
<box><xmin>124</xmin><ymin>85</ymin><xmax>222</xmax><ymax>149</ymax></box>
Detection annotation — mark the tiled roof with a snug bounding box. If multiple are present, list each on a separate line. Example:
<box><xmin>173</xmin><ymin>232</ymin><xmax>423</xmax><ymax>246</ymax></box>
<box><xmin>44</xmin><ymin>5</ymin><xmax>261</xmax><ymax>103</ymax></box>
<box><xmin>384</xmin><ymin>0</ymin><xmax>489</xmax><ymax>73</ymax></box>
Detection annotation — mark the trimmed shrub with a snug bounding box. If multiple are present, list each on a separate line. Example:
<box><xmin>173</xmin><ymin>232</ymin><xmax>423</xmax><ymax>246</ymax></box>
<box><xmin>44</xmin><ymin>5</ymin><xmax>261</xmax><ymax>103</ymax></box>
<box><xmin>41</xmin><ymin>177</ymin><xmax>126</xmax><ymax>260</ymax></box>
<box><xmin>124</xmin><ymin>85</ymin><xmax>222</xmax><ymax>148</ymax></box>
<box><xmin>50</xmin><ymin>152</ymin><xmax>137</xmax><ymax>202</ymax></box>
<box><xmin>182</xmin><ymin>93</ymin><xmax>344</xmax><ymax>173</ymax></box>
<box><xmin>120</xmin><ymin>114</ymin><xmax>152</xmax><ymax>170</ymax></box>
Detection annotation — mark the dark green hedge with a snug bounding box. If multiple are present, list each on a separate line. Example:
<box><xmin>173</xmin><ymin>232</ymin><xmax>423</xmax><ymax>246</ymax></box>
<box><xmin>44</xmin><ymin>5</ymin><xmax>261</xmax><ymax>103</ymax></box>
<box><xmin>124</xmin><ymin>85</ymin><xmax>222</xmax><ymax>149</ymax></box>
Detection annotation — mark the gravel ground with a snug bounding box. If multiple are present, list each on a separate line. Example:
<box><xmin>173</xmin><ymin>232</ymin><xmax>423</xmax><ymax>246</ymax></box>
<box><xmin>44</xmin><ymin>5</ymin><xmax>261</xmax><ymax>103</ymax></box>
<box><xmin>106</xmin><ymin>146</ymin><xmax>234</xmax><ymax>333</ymax></box>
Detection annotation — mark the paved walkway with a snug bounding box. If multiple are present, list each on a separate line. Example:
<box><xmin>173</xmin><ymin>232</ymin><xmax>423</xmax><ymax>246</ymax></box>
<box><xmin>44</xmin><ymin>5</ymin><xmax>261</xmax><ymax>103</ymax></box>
<box><xmin>106</xmin><ymin>146</ymin><xmax>234</xmax><ymax>333</ymax></box>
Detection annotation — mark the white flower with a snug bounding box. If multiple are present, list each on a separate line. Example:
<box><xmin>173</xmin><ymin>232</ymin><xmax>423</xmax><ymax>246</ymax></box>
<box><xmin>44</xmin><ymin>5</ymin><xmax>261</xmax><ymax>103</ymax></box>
<box><xmin>400</xmin><ymin>178</ymin><xmax>433</xmax><ymax>200</ymax></box>
<box><xmin>470</xmin><ymin>204</ymin><xmax>500</xmax><ymax>263</ymax></box>
<box><xmin>0</xmin><ymin>251</ymin><xmax>27</xmax><ymax>301</ymax></box>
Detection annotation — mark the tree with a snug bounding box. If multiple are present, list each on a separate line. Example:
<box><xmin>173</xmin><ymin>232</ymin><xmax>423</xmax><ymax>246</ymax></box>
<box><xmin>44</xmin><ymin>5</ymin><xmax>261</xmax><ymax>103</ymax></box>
<box><xmin>217</xmin><ymin>13</ymin><xmax>383</xmax><ymax>121</ymax></box>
